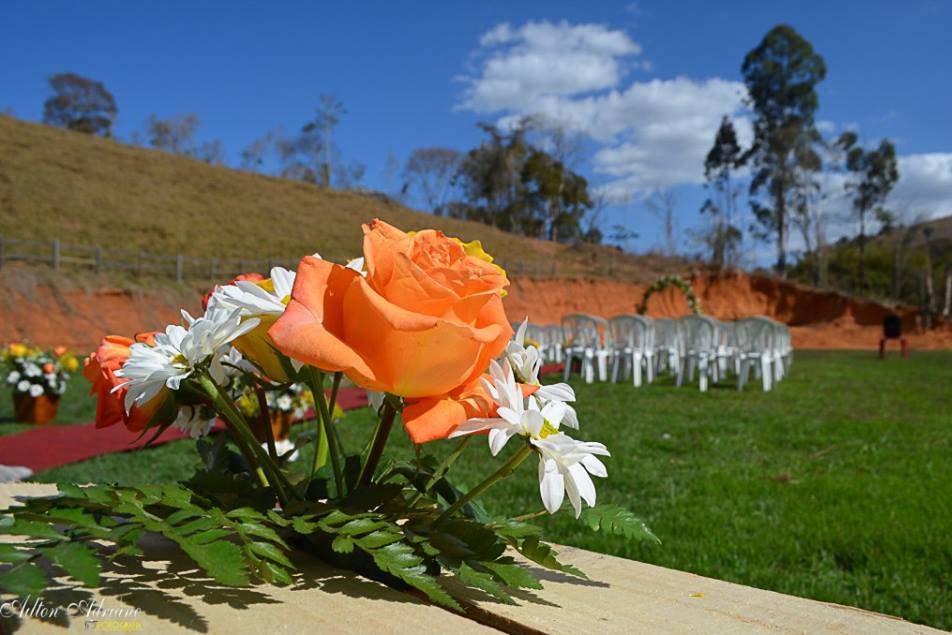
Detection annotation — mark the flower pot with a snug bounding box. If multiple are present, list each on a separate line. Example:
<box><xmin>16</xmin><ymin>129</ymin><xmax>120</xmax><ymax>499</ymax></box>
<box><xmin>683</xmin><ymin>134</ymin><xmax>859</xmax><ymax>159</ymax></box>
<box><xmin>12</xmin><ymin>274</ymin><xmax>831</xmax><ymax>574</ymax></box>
<box><xmin>12</xmin><ymin>392</ymin><xmax>60</xmax><ymax>424</ymax></box>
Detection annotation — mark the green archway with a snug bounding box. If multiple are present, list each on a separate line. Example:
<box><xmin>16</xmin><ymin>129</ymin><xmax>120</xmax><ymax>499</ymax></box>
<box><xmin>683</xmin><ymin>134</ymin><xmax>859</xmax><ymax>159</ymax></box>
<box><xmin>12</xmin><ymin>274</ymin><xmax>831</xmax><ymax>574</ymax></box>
<box><xmin>637</xmin><ymin>274</ymin><xmax>702</xmax><ymax>316</ymax></box>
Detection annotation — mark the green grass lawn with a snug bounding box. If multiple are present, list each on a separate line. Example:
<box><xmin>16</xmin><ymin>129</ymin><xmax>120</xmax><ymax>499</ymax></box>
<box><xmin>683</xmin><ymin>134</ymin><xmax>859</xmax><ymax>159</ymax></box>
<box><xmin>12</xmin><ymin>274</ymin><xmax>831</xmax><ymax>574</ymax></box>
<box><xmin>4</xmin><ymin>350</ymin><xmax>951</xmax><ymax>629</ymax></box>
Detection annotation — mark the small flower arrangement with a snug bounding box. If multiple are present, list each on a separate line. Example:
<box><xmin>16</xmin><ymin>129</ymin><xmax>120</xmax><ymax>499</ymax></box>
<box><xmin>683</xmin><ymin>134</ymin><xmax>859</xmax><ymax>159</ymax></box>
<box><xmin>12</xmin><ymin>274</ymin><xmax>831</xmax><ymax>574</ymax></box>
<box><xmin>3</xmin><ymin>343</ymin><xmax>78</xmax><ymax>399</ymax></box>
<box><xmin>0</xmin><ymin>221</ymin><xmax>656</xmax><ymax>609</ymax></box>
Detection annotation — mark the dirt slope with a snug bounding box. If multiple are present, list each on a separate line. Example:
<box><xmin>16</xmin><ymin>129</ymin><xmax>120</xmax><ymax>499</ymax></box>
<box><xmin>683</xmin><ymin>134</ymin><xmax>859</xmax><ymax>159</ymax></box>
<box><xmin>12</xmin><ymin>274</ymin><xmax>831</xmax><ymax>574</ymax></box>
<box><xmin>2</xmin><ymin>267</ymin><xmax>949</xmax><ymax>353</ymax></box>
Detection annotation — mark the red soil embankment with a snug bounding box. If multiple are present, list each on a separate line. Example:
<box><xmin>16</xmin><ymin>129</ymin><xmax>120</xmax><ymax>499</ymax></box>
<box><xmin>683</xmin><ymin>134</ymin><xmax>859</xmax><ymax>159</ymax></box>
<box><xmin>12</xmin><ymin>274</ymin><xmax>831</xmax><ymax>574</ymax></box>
<box><xmin>2</xmin><ymin>269</ymin><xmax>950</xmax><ymax>352</ymax></box>
<box><xmin>502</xmin><ymin>271</ymin><xmax>952</xmax><ymax>351</ymax></box>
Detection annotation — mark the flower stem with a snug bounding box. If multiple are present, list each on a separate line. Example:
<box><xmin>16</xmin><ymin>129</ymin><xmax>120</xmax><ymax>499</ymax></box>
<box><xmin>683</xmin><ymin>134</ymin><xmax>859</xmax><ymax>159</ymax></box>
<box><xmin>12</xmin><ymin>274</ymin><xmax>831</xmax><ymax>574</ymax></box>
<box><xmin>254</xmin><ymin>384</ymin><xmax>278</xmax><ymax>461</ymax></box>
<box><xmin>407</xmin><ymin>436</ymin><xmax>471</xmax><ymax>507</ymax></box>
<box><xmin>356</xmin><ymin>399</ymin><xmax>397</xmax><ymax>487</ymax></box>
<box><xmin>197</xmin><ymin>373</ymin><xmax>295</xmax><ymax>507</ymax></box>
<box><xmin>436</xmin><ymin>442</ymin><xmax>533</xmax><ymax>525</ymax></box>
<box><xmin>305</xmin><ymin>368</ymin><xmax>345</xmax><ymax>497</ymax></box>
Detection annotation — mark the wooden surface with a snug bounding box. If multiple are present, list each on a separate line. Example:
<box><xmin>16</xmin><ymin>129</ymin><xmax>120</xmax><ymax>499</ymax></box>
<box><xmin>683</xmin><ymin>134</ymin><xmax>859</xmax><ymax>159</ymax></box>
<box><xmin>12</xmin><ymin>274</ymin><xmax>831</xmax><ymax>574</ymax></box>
<box><xmin>0</xmin><ymin>484</ymin><xmax>943</xmax><ymax>634</ymax></box>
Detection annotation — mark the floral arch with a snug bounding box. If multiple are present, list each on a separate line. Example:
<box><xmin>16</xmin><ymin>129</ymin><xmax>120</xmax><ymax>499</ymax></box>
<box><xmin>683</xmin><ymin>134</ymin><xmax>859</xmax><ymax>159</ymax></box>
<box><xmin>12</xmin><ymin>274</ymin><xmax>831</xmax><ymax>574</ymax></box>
<box><xmin>637</xmin><ymin>274</ymin><xmax>702</xmax><ymax>316</ymax></box>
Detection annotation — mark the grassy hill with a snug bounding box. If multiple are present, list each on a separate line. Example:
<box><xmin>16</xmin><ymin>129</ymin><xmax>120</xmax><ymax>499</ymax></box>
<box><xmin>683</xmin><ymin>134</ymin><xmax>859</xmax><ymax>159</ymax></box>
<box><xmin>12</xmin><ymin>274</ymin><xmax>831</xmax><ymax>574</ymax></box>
<box><xmin>0</xmin><ymin>115</ymin><xmax>685</xmax><ymax>282</ymax></box>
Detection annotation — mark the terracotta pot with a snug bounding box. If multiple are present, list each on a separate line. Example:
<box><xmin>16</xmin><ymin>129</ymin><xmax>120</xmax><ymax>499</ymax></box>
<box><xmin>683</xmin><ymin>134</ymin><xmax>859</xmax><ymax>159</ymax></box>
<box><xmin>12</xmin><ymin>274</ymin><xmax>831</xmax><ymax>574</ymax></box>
<box><xmin>12</xmin><ymin>392</ymin><xmax>60</xmax><ymax>424</ymax></box>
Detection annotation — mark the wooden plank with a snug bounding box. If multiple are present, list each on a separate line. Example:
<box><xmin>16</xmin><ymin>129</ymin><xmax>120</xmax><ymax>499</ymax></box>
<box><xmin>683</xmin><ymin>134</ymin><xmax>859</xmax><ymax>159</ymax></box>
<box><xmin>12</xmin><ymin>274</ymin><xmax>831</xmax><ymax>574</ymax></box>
<box><xmin>447</xmin><ymin>545</ymin><xmax>943</xmax><ymax>634</ymax></box>
<box><xmin>1</xmin><ymin>484</ymin><xmax>942</xmax><ymax>634</ymax></box>
<box><xmin>0</xmin><ymin>484</ymin><xmax>493</xmax><ymax>634</ymax></box>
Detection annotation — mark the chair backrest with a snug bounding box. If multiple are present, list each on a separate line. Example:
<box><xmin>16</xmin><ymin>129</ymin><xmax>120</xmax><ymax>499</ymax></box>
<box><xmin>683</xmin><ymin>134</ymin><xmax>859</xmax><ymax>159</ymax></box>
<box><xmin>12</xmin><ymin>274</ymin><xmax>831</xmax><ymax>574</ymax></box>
<box><xmin>679</xmin><ymin>315</ymin><xmax>716</xmax><ymax>353</ymax></box>
<box><xmin>608</xmin><ymin>315</ymin><xmax>653</xmax><ymax>351</ymax></box>
<box><xmin>561</xmin><ymin>314</ymin><xmax>602</xmax><ymax>349</ymax></box>
<box><xmin>736</xmin><ymin>317</ymin><xmax>775</xmax><ymax>354</ymax></box>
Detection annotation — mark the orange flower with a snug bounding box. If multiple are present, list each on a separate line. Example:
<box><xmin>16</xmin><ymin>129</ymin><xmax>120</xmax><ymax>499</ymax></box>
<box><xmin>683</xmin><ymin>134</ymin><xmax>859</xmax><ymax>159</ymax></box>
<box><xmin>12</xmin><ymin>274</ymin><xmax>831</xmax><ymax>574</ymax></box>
<box><xmin>42</xmin><ymin>363</ymin><xmax>55</xmax><ymax>374</ymax></box>
<box><xmin>83</xmin><ymin>334</ymin><xmax>166</xmax><ymax>432</ymax></box>
<box><xmin>270</xmin><ymin>219</ymin><xmax>513</xmax><ymax>442</ymax></box>
<box><xmin>54</xmin><ymin>346</ymin><xmax>68</xmax><ymax>357</ymax></box>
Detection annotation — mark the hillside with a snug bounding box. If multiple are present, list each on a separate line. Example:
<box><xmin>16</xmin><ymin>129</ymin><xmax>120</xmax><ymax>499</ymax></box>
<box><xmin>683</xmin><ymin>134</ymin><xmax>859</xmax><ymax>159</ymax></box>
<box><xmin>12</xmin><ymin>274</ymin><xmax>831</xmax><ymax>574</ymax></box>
<box><xmin>0</xmin><ymin>115</ymin><xmax>686</xmax><ymax>282</ymax></box>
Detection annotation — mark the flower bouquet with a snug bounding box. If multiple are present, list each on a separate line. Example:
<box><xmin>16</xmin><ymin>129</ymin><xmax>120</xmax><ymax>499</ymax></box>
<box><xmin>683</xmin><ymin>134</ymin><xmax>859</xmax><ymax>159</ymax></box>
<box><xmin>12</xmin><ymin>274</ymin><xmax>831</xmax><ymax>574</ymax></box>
<box><xmin>3</xmin><ymin>343</ymin><xmax>79</xmax><ymax>424</ymax></box>
<box><xmin>0</xmin><ymin>220</ymin><xmax>656</xmax><ymax>609</ymax></box>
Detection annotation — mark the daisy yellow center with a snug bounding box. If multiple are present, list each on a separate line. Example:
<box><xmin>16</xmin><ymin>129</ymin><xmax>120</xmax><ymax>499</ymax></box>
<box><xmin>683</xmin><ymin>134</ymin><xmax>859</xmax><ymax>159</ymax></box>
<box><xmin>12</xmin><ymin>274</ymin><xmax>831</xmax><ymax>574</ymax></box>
<box><xmin>170</xmin><ymin>353</ymin><xmax>189</xmax><ymax>368</ymax></box>
<box><xmin>256</xmin><ymin>279</ymin><xmax>276</xmax><ymax>293</ymax></box>
<box><xmin>537</xmin><ymin>420</ymin><xmax>559</xmax><ymax>439</ymax></box>
<box><xmin>280</xmin><ymin>295</ymin><xmax>291</xmax><ymax>305</ymax></box>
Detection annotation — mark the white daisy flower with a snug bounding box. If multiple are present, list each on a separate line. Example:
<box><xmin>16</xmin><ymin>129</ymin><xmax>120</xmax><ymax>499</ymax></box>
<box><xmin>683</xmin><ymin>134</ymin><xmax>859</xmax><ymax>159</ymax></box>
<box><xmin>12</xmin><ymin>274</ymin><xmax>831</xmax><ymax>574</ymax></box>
<box><xmin>267</xmin><ymin>438</ymin><xmax>300</xmax><ymax>461</ymax></box>
<box><xmin>275</xmin><ymin>394</ymin><xmax>293</xmax><ymax>411</ymax></box>
<box><xmin>28</xmin><ymin>384</ymin><xmax>44</xmax><ymax>398</ymax></box>
<box><xmin>172</xmin><ymin>405</ymin><xmax>215</xmax><ymax>439</ymax></box>
<box><xmin>213</xmin><ymin>266</ymin><xmax>296</xmax><ymax>316</ymax></box>
<box><xmin>16</xmin><ymin>380</ymin><xmax>31</xmax><ymax>393</ymax></box>
<box><xmin>534</xmin><ymin>433</ymin><xmax>610</xmax><ymax>518</ymax></box>
<box><xmin>6</xmin><ymin>371</ymin><xmax>20</xmax><ymax>385</ymax></box>
<box><xmin>506</xmin><ymin>319</ymin><xmax>578</xmax><ymax>429</ymax></box>
<box><xmin>24</xmin><ymin>364</ymin><xmax>41</xmax><ymax>378</ymax></box>
<box><xmin>116</xmin><ymin>308</ymin><xmax>259</xmax><ymax>413</ymax></box>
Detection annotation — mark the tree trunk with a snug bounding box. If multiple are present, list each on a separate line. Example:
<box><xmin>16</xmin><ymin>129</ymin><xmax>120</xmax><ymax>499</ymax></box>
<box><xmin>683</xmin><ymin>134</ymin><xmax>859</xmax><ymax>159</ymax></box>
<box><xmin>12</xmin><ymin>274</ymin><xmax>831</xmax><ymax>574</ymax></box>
<box><xmin>943</xmin><ymin>267</ymin><xmax>951</xmax><ymax>318</ymax></box>
<box><xmin>858</xmin><ymin>208</ymin><xmax>867</xmax><ymax>291</ymax></box>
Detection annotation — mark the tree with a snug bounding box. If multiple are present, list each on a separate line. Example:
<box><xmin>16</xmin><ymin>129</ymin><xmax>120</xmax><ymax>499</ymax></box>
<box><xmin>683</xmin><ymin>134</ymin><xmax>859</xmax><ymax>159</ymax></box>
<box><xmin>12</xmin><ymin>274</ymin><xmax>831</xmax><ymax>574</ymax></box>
<box><xmin>700</xmin><ymin>116</ymin><xmax>745</xmax><ymax>268</ymax></box>
<box><xmin>240</xmin><ymin>131</ymin><xmax>276</xmax><ymax>171</ymax></box>
<box><xmin>144</xmin><ymin>113</ymin><xmax>225</xmax><ymax>164</ymax></box>
<box><xmin>451</xmin><ymin>121</ymin><xmax>594</xmax><ymax>242</ymax></box>
<box><xmin>837</xmin><ymin>133</ymin><xmax>900</xmax><ymax>290</ymax></box>
<box><xmin>645</xmin><ymin>189</ymin><xmax>678</xmax><ymax>256</ymax></box>
<box><xmin>402</xmin><ymin>148</ymin><xmax>461</xmax><ymax>214</ymax></box>
<box><xmin>42</xmin><ymin>73</ymin><xmax>117</xmax><ymax>136</ymax></box>
<box><xmin>277</xmin><ymin>95</ymin><xmax>363</xmax><ymax>188</ymax></box>
<box><xmin>742</xmin><ymin>25</ymin><xmax>827</xmax><ymax>277</ymax></box>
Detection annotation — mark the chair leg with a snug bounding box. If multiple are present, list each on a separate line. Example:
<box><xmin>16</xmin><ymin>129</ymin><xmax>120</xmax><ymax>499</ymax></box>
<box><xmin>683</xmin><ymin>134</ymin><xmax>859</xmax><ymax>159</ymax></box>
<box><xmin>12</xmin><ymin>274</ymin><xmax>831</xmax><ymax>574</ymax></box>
<box><xmin>563</xmin><ymin>352</ymin><xmax>573</xmax><ymax>382</ymax></box>
<box><xmin>646</xmin><ymin>353</ymin><xmax>655</xmax><ymax>383</ymax></box>
<box><xmin>632</xmin><ymin>352</ymin><xmax>642</xmax><ymax>387</ymax></box>
<box><xmin>760</xmin><ymin>356</ymin><xmax>772</xmax><ymax>391</ymax></box>
<box><xmin>698</xmin><ymin>357</ymin><xmax>708</xmax><ymax>392</ymax></box>
<box><xmin>737</xmin><ymin>359</ymin><xmax>747</xmax><ymax>391</ymax></box>
<box><xmin>584</xmin><ymin>351</ymin><xmax>595</xmax><ymax>384</ymax></box>
<box><xmin>597</xmin><ymin>352</ymin><xmax>609</xmax><ymax>382</ymax></box>
<box><xmin>610</xmin><ymin>354</ymin><xmax>620</xmax><ymax>383</ymax></box>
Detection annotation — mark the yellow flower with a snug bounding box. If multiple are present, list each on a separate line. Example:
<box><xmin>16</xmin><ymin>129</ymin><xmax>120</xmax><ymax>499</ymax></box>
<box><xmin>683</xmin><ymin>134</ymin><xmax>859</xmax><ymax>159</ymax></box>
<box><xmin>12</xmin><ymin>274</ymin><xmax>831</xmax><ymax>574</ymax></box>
<box><xmin>8</xmin><ymin>343</ymin><xmax>27</xmax><ymax>358</ymax></box>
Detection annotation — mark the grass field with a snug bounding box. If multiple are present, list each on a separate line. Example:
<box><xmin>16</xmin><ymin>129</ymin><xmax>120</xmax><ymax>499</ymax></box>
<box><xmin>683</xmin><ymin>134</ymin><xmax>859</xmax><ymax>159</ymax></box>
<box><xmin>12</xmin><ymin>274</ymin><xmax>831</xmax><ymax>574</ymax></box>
<box><xmin>2</xmin><ymin>350</ymin><xmax>950</xmax><ymax>629</ymax></box>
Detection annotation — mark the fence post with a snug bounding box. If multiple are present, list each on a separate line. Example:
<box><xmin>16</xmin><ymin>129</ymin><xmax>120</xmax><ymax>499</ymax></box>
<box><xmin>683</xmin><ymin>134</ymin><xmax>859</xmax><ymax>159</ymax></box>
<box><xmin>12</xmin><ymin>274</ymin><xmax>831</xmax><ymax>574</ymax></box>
<box><xmin>51</xmin><ymin>239</ymin><xmax>61</xmax><ymax>270</ymax></box>
<box><xmin>175</xmin><ymin>255</ymin><xmax>184</xmax><ymax>283</ymax></box>
<box><xmin>0</xmin><ymin>234</ymin><xmax>5</xmax><ymax>270</ymax></box>
<box><xmin>95</xmin><ymin>246</ymin><xmax>103</xmax><ymax>273</ymax></box>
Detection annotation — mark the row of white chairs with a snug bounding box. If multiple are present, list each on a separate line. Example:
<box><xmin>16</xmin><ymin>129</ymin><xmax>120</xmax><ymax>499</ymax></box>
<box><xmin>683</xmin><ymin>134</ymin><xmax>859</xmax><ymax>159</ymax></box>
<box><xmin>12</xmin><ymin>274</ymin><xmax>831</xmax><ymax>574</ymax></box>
<box><xmin>520</xmin><ymin>314</ymin><xmax>792</xmax><ymax>392</ymax></box>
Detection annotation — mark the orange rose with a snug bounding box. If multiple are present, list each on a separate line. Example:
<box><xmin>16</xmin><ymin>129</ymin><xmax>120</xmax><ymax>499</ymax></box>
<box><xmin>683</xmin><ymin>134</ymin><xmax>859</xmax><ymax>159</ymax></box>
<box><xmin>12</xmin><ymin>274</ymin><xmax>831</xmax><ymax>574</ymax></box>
<box><xmin>42</xmin><ymin>363</ymin><xmax>55</xmax><ymax>374</ymax></box>
<box><xmin>270</xmin><ymin>219</ymin><xmax>513</xmax><ymax>442</ymax></box>
<box><xmin>83</xmin><ymin>333</ymin><xmax>166</xmax><ymax>432</ymax></box>
<box><xmin>53</xmin><ymin>346</ymin><xmax>68</xmax><ymax>357</ymax></box>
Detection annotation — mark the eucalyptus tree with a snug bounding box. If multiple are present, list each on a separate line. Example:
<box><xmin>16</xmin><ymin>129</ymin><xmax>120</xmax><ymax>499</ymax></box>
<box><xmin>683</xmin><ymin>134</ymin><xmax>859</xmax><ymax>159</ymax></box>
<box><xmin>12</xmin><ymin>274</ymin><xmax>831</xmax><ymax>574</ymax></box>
<box><xmin>700</xmin><ymin>116</ymin><xmax>745</xmax><ymax>268</ymax></box>
<box><xmin>742</xmin><ymin>25</ymin><xmax>827</xmax><ymax>277</ymax></box>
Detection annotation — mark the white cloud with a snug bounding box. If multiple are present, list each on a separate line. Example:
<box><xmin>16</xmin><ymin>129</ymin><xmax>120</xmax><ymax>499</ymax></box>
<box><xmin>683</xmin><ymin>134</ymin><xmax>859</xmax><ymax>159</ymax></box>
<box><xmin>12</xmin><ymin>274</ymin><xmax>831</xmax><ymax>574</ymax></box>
<box><xmin>457</xmin><ymin>20</ymin><xmax>750</xmax><ymax>199</ymax></box>
<box><xmin>893</xmin><ymin>153</ymin><xmax>952</xmax><ymax>218</ymax></box>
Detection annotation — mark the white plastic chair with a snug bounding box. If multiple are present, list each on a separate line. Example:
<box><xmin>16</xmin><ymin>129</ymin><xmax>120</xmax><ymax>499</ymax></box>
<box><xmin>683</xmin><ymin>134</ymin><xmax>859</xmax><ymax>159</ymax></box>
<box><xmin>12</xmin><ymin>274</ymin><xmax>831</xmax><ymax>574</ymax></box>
<box><xmin>735</xmin><ymin>317</ymin><xmax>777</xmax><ymax>392</ymax></box>
<box><xmin>608</xmin><ymin>315</ymin><xmax>655</xmax><ymax>387</ymax></box>
<box><xmin>677</xmin><ymin>316</ymin><xmax>717</xmax><ymax>392</ymax></box>
<box><xmin>653</xmin><ymin>318</ymin><xmax>683</xmax><ymax>382</ymax></box>
<box><xmin>561</xmin><ymin>314</ymin><xmax>611</xmax><ymax>383</ymax></box>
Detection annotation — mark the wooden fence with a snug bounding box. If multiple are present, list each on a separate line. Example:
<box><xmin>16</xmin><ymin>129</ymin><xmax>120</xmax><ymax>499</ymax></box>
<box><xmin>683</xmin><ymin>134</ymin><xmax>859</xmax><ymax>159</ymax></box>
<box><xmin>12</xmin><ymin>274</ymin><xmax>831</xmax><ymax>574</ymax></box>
<box><xmin>0</xmin><ymin>234</ymin><xmax>584</xmax><ymax>282</ymax></box>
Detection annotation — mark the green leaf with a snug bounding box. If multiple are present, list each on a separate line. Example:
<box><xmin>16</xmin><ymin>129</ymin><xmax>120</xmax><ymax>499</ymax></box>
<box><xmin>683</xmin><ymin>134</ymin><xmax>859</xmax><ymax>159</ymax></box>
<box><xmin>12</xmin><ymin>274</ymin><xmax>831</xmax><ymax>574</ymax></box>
<box><xmin>337</xmin><ymin>517</ymin><xmax>389</xmax><ymax>537</ymax></box>
<box><xmin>44</xmin><ymin>507</ymin><xmax>101</xmax><ymax>528</ymax></box>
<box><xmin>191</xmin><ymin>529</ymin><xmax>234</xmax><ymax>545</ymax></box>
<box><xmin>457</xmin><ymin>563</ymin><xmax>515</xmax><ymax>604</ymax></box>
<box><xmin>0</xmin><ymin>563</ymin><xmax>47</xmax><ymax>597</ymax></box>
<box><xmin>247</xmin><ymin>541</ymin><xmax>294</xmax><ymax>568</ymax></box>
<box><xmin>238</xmin><ymin>522</ymin><xmax>289</xmax><ymax>548</ymax></box>
<box><xmin>370</xmin><ymin>542</ymin><xmax>460</xmax><ymax>610</ymax></box>
<box><xmin>41</xmin><ymin>542</ymin><xmax>101</xmax><ymax>587</ymax></box>
<box><xmin>491</xmin><ymin>519</ymin><xmax>543</xmax><ymax>539</ymax></box>
<box><xmin>0</xmin><ymin>544</ymin><xmax>31</xmax><ymax>564</ymax></box>
<box><xmin>482</xmin><ymin>559</ymin><xmax>543</xmax><ymax>590</ymax></box>
<box><xmin>176</xmin><ymin>517</ymin><xmax>220</xmax><ymax>536</ymax></box>
<box><xmin>579</xmin><ymin>505</ymin><xmax>660</xmax><ymax>545</ymax></box>
<box><xmin>165</xmin><ymin>508</ymin><xmax>202</xmax><ymax>526</ymax></box>
<box><xmin>226</xmin><ymin>508</ymin><xmax>268</xmax><ymax>522</ymax></box>
<box><xmin>331</xmin><ymin>535</ymin><xmax>355</xmax><ymax>554</ymax></box>
<box><xmin>290</xmin><ymin>516</ymin><xmax>320</xmax><ymax>534</ymax></box>
<box><xmin>180</xmin><ymin>539</ymin><xmax>249</xmax><ymax>587</ymax></box>
<box><xmin>2</xmin><ymin>517</ymin><xmax>61</xmax><ymax>540</ymax></box>
<box><xmin>259</xmin><ymin>559</ymin><xmax>294</xmax><ymax>586</ymax></box>
<box><xmin>355</xmin><ymin>530</ymin><xmax>402</xmax><ymax>549</ymax></box>
<box><xmin>514</xmin><ymin>537</ymin><xmax>586</xmax><ymax>579</ymax></box>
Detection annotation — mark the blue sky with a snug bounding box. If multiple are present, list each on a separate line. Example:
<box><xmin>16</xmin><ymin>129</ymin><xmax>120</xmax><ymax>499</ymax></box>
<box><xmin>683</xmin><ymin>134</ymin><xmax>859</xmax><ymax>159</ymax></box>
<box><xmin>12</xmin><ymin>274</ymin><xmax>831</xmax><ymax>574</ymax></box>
<box><xmin>3</xmin><ymin>1</ymin><xmax>951</xmax><ymax>260</ymax></box>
